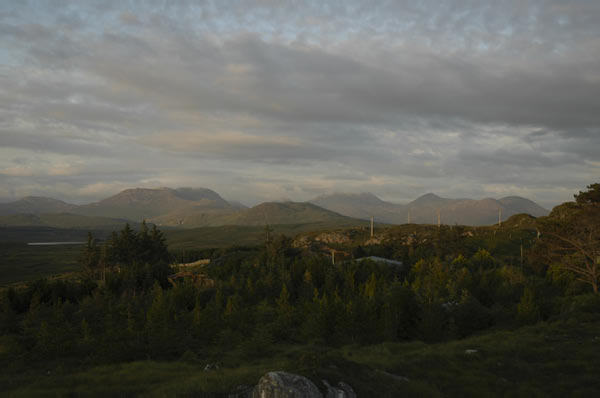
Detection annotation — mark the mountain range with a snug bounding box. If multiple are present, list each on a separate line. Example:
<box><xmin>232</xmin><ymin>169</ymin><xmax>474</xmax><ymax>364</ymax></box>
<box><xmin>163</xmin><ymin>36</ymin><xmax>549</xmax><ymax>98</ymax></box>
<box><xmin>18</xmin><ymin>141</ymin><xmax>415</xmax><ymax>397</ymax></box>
<box><xmin>0</xmin><ymin>187</ymin><xmax>549</xmax><ymax>228</ymax></box>
<box><xmin>310</xmin><ymin>192</ymin><xmax>548</xmax><ymax>225</ymax></box>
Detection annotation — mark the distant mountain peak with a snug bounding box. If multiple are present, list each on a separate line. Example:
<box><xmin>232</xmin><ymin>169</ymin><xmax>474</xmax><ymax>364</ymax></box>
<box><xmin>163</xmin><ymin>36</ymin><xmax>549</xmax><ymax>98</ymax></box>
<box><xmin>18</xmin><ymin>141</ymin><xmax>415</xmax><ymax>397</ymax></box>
<box><xmin>73</xmin><ymin>186</ymin><xmax>233</xmax><ymax>221</ymax></box>
<box><xmin>418</xmin><ymin>193</ymin><xmax>441</xmax><ymax>199</ymax></box>
<box><xmin>411</xmin><ymin>193</ymin><xmax>446</xmax><ymax>205</ymax></box>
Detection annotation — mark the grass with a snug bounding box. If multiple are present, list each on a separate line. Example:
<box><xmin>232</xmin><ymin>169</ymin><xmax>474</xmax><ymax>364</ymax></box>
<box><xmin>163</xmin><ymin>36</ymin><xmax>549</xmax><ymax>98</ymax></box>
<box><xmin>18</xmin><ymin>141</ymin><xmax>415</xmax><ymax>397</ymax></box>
<box><xmin>2</xmin><ymin>361</ymin><xmax>270</xmax><ymax>397</ymax></box>
<box><xmin>339</xmin><ymin>313</ymin><xmax>600</xmax><ymax>397</ymax></box>
<box><xmin>2</xmin><ymin>311</ymin><xmax>599</xmax><ymax>397</ymax></box>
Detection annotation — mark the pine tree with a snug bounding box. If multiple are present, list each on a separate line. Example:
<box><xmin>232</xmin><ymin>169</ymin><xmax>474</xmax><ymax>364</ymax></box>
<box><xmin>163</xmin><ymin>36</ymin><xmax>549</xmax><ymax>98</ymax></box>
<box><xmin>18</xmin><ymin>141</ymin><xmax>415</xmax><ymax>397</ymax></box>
<box><xmin>274</xmin><ymin>284</ymin><xmax>294</xmax><ymax>340</ymax></box>
<box><xmin>146</xmin><ymin>283</ymin><xmax>171</xmax><ymax>358</ymax></box>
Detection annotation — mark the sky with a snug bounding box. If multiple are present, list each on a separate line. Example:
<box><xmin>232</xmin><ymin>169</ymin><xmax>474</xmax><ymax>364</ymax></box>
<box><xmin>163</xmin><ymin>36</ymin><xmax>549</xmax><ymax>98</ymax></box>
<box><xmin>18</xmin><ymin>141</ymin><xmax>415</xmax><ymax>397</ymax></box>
<box><xmin>1</xmin><ymin>0</ymin><xmax>599</xmax><ymax>208</ymax></box>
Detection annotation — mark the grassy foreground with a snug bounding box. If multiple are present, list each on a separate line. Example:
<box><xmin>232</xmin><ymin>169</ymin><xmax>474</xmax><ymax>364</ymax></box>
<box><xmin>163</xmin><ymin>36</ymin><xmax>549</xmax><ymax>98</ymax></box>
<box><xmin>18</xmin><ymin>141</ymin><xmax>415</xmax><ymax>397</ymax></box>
<box><xmin>2</xmin><ymin>308</ymin><xmax>598</xmax><ymax>397</ymax></box>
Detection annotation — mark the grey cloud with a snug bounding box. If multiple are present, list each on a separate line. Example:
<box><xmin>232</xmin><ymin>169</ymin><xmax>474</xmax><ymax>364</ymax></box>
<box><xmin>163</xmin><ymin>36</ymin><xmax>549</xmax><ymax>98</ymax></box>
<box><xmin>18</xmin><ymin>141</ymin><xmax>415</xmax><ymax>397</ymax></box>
<box><xmin>0</xmin><ymin>0</ymin><xmax>598</xmax><ymax>207</ymax></box>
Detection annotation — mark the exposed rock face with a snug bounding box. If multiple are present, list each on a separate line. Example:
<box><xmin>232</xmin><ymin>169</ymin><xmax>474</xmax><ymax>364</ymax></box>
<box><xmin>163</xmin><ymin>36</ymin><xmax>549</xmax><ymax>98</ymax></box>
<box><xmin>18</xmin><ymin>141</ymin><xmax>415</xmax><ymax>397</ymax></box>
<box><xmin>253</xmin><ymin>371</ymin><xmax>323</xmax><ymax>398</ymax></box>
<box><xmin>292</xmin><ymin>231</ymin><xmax>352</xmax><ymax>249</ymax></box>
<box><xmin>322</xmin><ymin>380</ymin><xmax>356</xmax><ymax>398</ymax></box>
<box><xmin>314</xmin><ymin>232</ymin><xmax>350</xmax><ymax>244</ymax></box>
<box><xmin>363</xmin><ymin>236</ymin><xmax>384</xmax><ymax>245</ymax></box>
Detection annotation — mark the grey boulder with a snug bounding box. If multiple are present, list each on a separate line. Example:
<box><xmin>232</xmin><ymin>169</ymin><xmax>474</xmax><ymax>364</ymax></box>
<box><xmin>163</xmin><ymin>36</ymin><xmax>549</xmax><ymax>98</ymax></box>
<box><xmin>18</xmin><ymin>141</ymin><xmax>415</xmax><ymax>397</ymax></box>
<box><xmin>253</xmin><ymin>371</ymin><xmax>323</xmax><ymax>398</ymax></box>
<box><xmin>322</xmin><ymin>380</ymin><xmax>356</xmax><ymax>398</ymax></box>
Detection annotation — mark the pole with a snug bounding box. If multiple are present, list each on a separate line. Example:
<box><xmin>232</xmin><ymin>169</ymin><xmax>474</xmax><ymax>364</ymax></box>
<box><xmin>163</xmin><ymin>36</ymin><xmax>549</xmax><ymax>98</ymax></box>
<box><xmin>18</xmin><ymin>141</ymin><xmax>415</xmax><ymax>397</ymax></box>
<box><xmin>370</xmin><ymin>217</ymin><xmax>374</xmax><ymax>237</ymax></box>
<box><xmin>520</xmin><ymin>244</ymin><xmax>523</xmax><ymax>267</ymax></box>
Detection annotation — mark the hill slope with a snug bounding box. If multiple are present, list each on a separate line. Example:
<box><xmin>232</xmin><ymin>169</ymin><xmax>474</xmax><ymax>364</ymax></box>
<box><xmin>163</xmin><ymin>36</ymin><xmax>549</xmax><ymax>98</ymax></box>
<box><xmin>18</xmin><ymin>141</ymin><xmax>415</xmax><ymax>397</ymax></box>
<box><xmin>223</xmin><ymin>202</ymin><xmax>355</xmax><ymax>226</ymax></box>
<box><xmin>154</xmin><ymin>201</ymin><xmax>360</xmax><ymax>228</ymax></box>
<box><xmin>0</xmin><ymin>196</ymin><xmax>78</xmax><ymax>215</ymax></box>
<box><xmin>74</xmin><ymin>187</ymin><xmax>233</xmax><ymax>221</ymax></box>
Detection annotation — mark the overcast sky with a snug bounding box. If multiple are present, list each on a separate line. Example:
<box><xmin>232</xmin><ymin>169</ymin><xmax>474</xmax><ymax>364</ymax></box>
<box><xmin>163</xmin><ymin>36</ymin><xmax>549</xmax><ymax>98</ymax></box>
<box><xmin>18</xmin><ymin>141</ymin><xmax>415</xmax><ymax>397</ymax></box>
<box><xmin>1</xmin><ymin>1</ymin><xmax>599</xmax><ymax>208</ymax></box>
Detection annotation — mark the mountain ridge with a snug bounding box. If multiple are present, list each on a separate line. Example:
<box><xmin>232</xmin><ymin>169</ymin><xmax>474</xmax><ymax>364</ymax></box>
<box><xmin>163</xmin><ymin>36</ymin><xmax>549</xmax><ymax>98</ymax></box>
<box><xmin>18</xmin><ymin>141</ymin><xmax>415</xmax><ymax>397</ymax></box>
<box><xmin>0</xmin><ymin>187</ymin><xmax>549</xmax><ymax>227</ymax></box>
<box><xmin>0</xmin><ymin>196</ymin><xmax>78</xmax><ymax>215</ymax></box>
<box><xmin>311</xmin><ymin>192</ymin><xmax>548</xmax><ymax>226</ymax></box>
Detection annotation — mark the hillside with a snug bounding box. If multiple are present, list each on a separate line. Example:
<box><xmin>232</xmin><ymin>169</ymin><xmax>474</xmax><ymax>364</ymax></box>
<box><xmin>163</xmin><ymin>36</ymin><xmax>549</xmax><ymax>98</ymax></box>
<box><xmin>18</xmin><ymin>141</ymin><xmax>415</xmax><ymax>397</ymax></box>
<box><xmin>498</xmin><ymin>196</ymin><xmax>548</xmax><ymax>217</ymax></box>
<box><xmin>157</xmin><ymin>201</ymin><xmax>361</xmax><ymax>229</ymax></box>
<box><xmin>220</xmin><ymin>202</ymin><xmax>354</xmax><ymax>226</ymax></box>
<box><xmin>311</xmin><ymin>192</ymin><xmax>549</xmax><ymax>226</ymax></box>
<box><xmin>74</xmin><ymin>187</ymin><xmax>233</xmax><ymax>221</ymax></box>
<box><xmin>0</xmin><ymin>188</ymin><xmax>549</xmax><ymax>228</ymax></box>
<box><xmin>311</xmin><ymin>192</ymin><xmax>402</xmax><ymax>222</ymax></box>
<box><xmin>0</xmin><ymin>196</ymin><xmax>78</xmax><ymax>215</ymax></box>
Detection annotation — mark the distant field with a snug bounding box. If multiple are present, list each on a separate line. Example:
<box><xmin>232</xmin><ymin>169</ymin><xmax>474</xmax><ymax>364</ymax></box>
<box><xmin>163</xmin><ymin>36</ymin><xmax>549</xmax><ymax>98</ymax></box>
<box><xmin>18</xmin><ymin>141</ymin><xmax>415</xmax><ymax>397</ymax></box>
<box><xmin>0</xmin><ymin>242</ymin><xmax>82</xmax><ymax>286</ymax></box>
<box><xmin>0</xmin><ymin>220</ymin><xmax>532</xmax><ymax>285</ymax></box>
<box><xmin>0</xmin><ymin>221</ymin><xmax>375</xmax><ymax>285</ymax></box>
<box><xmin>0</xmin><ymin>226</ymin><xmax>115</xmax><ymax>243</ymax></box>
<box><xmin>164</xmin><ymin>220</ymin><xmax>375</xmax><ymax>251</ymax></box>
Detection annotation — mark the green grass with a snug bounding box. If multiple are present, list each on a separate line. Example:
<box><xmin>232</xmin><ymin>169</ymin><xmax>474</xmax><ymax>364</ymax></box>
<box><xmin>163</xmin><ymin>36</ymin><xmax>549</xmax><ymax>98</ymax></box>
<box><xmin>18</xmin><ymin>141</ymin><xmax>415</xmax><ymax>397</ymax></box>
<box><xmin>339</xmin><ymin>314</ymin><xmax>600</xmax><ymax>397</ymax></box>
<box><xmin>3</xmin><ymin>313</ymin><xmax>599</xmax><ymax>397</ymax></box>
<box><xmin>0</xmin><ymin>242</ymin><xmax>82</xmax><ymax>286</ymax></box>
<box><xmin>1</xmin><ymin>361</ymin><xmax>270</xmax><ymax>397</ymax></box>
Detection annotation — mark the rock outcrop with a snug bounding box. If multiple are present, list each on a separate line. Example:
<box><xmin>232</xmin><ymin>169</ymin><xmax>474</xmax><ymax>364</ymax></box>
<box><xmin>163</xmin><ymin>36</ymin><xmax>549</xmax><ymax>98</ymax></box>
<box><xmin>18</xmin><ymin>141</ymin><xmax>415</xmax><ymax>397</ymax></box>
<box><xmin>322</xmin><ymin>380</ymin><xmax>356</xmax><ymax>398</ymax></box>
<box><xmin>231</xmin><ymin>371</ymin><xmax>356</xmax><ymax>398</ymax></box>
<box><xmin>252</xmin><ymin>371</ymin><xmax>323</xmax><ymax>398</ymax></box>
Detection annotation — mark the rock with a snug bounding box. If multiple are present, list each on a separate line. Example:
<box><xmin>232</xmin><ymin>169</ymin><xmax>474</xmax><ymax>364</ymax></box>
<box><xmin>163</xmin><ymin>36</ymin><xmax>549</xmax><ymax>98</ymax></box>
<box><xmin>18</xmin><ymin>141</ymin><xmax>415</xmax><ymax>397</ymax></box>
<box><xmin>229</xmin><ymin>384</ymin><xmax>254</xmax><ymax>398</ymax></box>
<box><xmin>337</xmin><ymin>382</ymin><xmax>355</xmax><ymax>398</ymax></box>
<box><xmin>203</xmin><ymin>363</ymin><xmax>220</xmax><ymax>371</ymax></box>
<box><xmin>364</xmin><ymin>237</ymin><xmax>383</xmax><ymax>245</ymax></box>
<box><xmin>253</xmin><ymin>371</ymin><xmax>323</xmax><ymax>398</ymax></box>
<box><xmin>314</xmin><ymin>232</ymin><xmax>350</xmax><ymax>245</ymax></box>
<box><xmin>464</xmin><ymin>349</ymin><xmax>478</xmax><ymax>354</ymax></box>
<box><xmin>322</xmin><ymin>380</ymin><xmax>356</xmax><ymax>398</ymax></box>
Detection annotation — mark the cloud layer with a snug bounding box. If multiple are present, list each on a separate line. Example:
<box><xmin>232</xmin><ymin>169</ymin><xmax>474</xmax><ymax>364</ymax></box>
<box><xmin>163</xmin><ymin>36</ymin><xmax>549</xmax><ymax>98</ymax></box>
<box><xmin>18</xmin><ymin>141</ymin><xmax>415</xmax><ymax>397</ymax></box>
<box><xmin>1</xmin><ymin>1</ymin><xmax>599</xmax><ymax>207</ymax></box>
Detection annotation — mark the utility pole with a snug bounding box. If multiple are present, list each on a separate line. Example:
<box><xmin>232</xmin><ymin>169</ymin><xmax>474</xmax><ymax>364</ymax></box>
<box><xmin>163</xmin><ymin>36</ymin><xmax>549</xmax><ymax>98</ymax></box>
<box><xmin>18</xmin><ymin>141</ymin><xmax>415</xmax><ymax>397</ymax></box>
<box><xmin>408</xmin><ymin>209</ymin><xmax>411</xmax><ymax>224</ymax></box>
<box><xmin>437</xmin><ymin>209</ymin><xmax>441</xmax><ymax>228</ymax></box>
<box><xmin>498</xmin><ymin>208</ymin><xmax>502</xmax><ymax>227</ymax></box>
<box><xmin>370</xmin><ymin>216</ymin><xmax>374</xmax><ymax>237</ymax></box>
<box><xmin>520</xmin><ymin>243</ymin><xmax>524</xmax><ymax>267</ymax></box>
<box><xmin>264</xmin><ymin>224</ymin><xmax>273</xmax><ymax>242</ymax></box>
